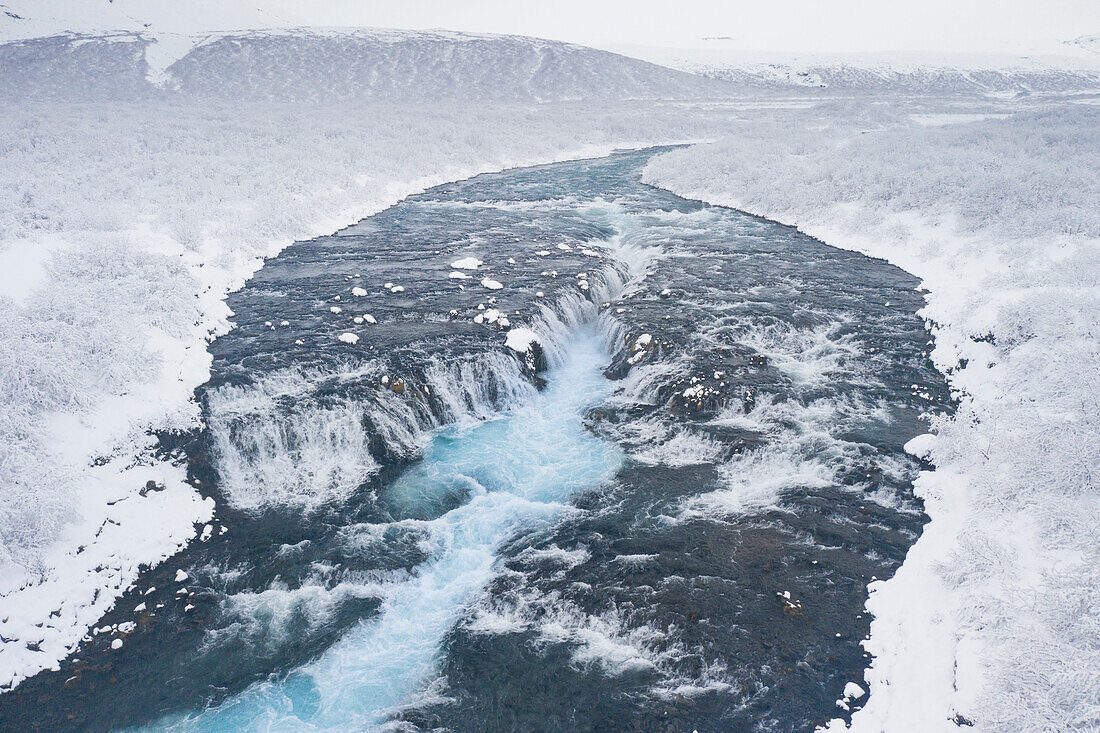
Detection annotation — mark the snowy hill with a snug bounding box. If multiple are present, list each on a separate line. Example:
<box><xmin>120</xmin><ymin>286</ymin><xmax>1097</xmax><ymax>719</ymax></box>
<box><xmin>0</xmin><ymin>33</ymin><xmax>150</xmax><ymax>99</ymax></box>
<box><xmin>610</xmin><ymin>45</ymin><xmax>1100</xmax><ymax>96</ymax></box>
<box><xmin>0</xmin><ymin>28</ymin><xmax>737</xmax><ymax>102</ymax></box>
<box><xmin>1069</xmin><ymin>33</ymin><xmax>1100</xmax><ymax>56</ymax></box>
<box><xmin>167</xmin><ymin>29</ymin><xmax>735</xmax><ymax>102</ymax></box>
<box><xmin>694</xmin><ymin>60</ymin><xmax>1100</xmax><ymax>95</ymax></box>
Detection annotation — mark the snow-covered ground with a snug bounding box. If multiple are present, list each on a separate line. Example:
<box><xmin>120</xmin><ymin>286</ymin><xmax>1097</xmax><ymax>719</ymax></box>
<box><xmin>0</xmin><ymin>26</ymin><xmax>747</xmax><ymax>694</ymax></box>
<box><xmin>610</xmin><ymin>44</ymin><xmax>1100</xmax><ymax>95</ymax></box>
<box><xmin>644</xmin><ymin>101</ymin><xmax>1100</xmax><ymax>732</ymax></box>
<box><xmin>2</xmin><ymin>11</ymin><xmax>1099</xmax><ymax>732</ymax></box>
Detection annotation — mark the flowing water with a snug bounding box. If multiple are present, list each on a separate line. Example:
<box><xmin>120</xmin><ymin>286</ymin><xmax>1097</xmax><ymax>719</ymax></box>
<box><xmin>0</xmin><ymin>148</ymin><xmax>952</xmax><ymax>732</ymax></box>
<box><xmin>149</xmin><ymin>331</ymin><xmax>622</xmax><ymax>731</ymax></box>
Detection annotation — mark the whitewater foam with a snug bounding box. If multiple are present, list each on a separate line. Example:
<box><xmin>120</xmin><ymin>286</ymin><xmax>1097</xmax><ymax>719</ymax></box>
<box><xmin>142</xmin><ymin>329</ymin><xmax>623</xmax><ymax>731</ymax></box>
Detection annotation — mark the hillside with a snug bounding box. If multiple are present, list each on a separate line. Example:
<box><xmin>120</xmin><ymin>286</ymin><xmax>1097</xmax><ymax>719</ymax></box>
<box><xmin>0</xmin><ymin>28</ymin><xmax>737</xmax><ymax>101</ymax></box>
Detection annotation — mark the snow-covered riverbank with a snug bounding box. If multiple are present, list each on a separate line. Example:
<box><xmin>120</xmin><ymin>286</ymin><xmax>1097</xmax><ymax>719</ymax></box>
<box><xmin>2</xmin><ymin>20</ymin><xmax>1098</xmax><ymax>731</ymax></box>
<box><xmin>0</xmin><ymin>95</ymin><xmax>749</xmax><ymax>690</ymax></box>
<box><xmin>644</xmin><ymin>102</ymin><xmax>1100</xmax><ymax>732</ymax></box>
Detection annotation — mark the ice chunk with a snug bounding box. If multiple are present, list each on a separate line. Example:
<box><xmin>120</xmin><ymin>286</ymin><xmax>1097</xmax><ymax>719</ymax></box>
<box><xmin>174</xmin><ymin>570</ymin><xmax>188</xmax><ymax>583</ymax></box>
<box><xmin>449</xmin><ymin>271</ymin><xmax>471</xmax><ymax>279</ymax></box>
<box><xmin>451</xmin><ymin>257</ymin><xmax>482</xmax><ymax>270</ymax></box>
<box><xmin>481</xmin><ymin>278</ymin><xmax>503</xmax><ymax>290</ymax></box>
<box><xmin>844</xmin><ymin>682</ymin><xmax>866</xmax><ymax>700</ymax></box>
<box><xmin>352</xmin><ymin>287</ymin><xmax>368</xmax><ymax>297</ymax></box>
<box><xmin>337</xmin><ymin>333</ymin><xmax>359</xmax><ymax>344</ymax></box>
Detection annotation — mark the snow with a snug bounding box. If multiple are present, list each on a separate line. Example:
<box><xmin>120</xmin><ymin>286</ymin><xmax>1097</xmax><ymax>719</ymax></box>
<box><xmin>610</xmin><ymin>45</ymin><xmax>1100</xmax><ymax>95</ymax></box>
<box><xmin>0</xmin><ymin>237</ymin><xmax>70</xmax><ymax>304</ymax></box>
<box><xmin>475</xmin><ymin>308</ymin><xmax>505</xmax><ymax>326</ymax></box>
<box><xmin>450</xmin><ymin>257</ymin><xmax>483</xmax><ymax>270</ymax></box>
<box><xmin>0</xmin><ymin>25</ymin><xmax>745</xmax><ymax>692</ymax></box>
<box><xmin>480</xmin><ymin>277</ymin><xmax>504</xmax><ymax>290</ymax></box>
<box><xmin>504</xmin><ymin>328</ymin><xmax>540</xmax><ymax>354</ymax></box>
<box><xmin>644</xmin><ymin>100</ymin><xmax>1100</xmax><ymax>733</ymax></box>
<box><xmin>903</xmin><ymin>433</ymin><xmax>936</xmax><ymax>460</ymax></box>
<box><xmin>337</xmin><ymin>333</ymin><xmax>359</xmax><ymax>345</ymax></box>
<box><xmin>351</xmin><ymin>286</ymin><xmax>367</xmax><ymax>296</ymax></box>
<box><xmin>173</xmin><ymin>569</ymin><xmax>188</xmax><ymax>583</ymax></box>
<box><xmin>2</xmin><ymin>8</ymin><xmax>1098</xmax><ymax>726</ymax></box>
<box><xmin>0</xmin><ymin>21</ymin><xmax>735</xmax><ymax>102</ymax></box>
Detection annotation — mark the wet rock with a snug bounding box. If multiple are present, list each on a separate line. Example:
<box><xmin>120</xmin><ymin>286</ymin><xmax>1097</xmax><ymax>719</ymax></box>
<box><xmin>139</xmin><ymin>480</ymin><xmax>164</xmax><ymax>497</ymax></box>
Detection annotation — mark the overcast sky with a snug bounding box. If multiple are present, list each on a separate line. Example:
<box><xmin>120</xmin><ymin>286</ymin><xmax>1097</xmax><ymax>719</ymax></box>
<box><xmin>268</xmin><ymin>0</ymin><xmax>1097</xmax><ymax>55</ymax></box>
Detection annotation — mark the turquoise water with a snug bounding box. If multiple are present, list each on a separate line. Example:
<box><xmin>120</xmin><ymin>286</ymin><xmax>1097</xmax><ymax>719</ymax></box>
<box><xmin>0</xmin><ymin>148</ymin><xmax>951</xmax><ymax>733</ymax></box>
<box><xmin>145</xmin><ymin>329</ymin><xmax>623</xmax><ymax>732</ymax></box>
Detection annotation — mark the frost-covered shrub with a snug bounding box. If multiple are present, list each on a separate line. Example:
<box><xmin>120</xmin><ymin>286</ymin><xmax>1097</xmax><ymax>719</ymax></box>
<box><xmin>0</xmin><ymin>98</ymin><xmax>736</xmax><ymax>575</ymax></box>
<box><xmin>645</xmin><ymin>102</ymin><xmax>1100</xmax><ymax>732</ymax></box>
<box><xmin>0</xmin><ymin>28</ymin><xmax>749</xmax><ymax>688</ymax></box>
<box><xmin>647</xmin><ymin>104</ymin><xmax>1100</xmax><ymax>243</ymax></box>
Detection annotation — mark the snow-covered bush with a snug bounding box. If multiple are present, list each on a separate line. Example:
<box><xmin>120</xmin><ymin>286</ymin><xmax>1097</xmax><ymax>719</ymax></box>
<box><xmin>0</xmin><ymin>96</ymin><xmax>733</xmax><ymax>570</ymax></box>
<box><xmin>645</xmin><ymin>102</ymin><xmax>1100</xmax><ymax>732</ymax></box>
<box><xmin>0</xmin><ymin>92</ymin><xmax>738</xmax><ymax>687</ymax></box>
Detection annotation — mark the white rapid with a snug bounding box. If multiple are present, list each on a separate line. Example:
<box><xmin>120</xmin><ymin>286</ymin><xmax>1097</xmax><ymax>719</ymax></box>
<box><xmin>144</xmin><ymin>328</ymin><xmax>623</xmax><ymax>732</ymax></box>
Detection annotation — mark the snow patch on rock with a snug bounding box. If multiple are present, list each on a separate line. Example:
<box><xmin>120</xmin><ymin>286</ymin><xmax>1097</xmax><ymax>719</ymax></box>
<box><xmin>505</xmin><ymin>328</ymin><xmax>540</xmax><ymax>354</ymax></box>
<box><xmin>450</xmin><ymin>257</ymin><xmax>483</xmax><ymax>270</ymax></box>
